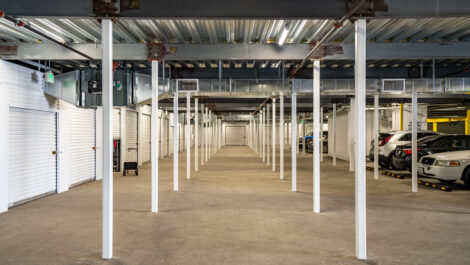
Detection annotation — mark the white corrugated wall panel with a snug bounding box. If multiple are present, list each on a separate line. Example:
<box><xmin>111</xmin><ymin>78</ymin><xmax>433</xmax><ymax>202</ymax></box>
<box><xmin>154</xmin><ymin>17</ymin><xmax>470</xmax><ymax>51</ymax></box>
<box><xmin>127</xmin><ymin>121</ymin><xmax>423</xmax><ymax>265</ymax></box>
<box><xmin>225</xmin><ymin>125</ymin><xmax>246</xmax><ymax>146</ymax></box>
<box><xmin>126</xmin><ymin>110</ymin><xmax>138</xmax><ymax>162</ymax></box>
<box><xmin>60</xmin><ymin>101</ymin><xmax>96</xmax><ymax>186</ymax></box>
<box><xmin>328</xmin><ymin>111</ymin><xmax>349</xmax><ymax>161</ymax></box>
<box><xmin>140</xmin><ymin>113</ymin><xmax>151</xmax><ymax>163</ymax></box>
<box><xmin>113</xmin><ymin>108</ymin><xmax>120</xmax><ymax>140</ymax></box>
<box><xmin>8</xmin><ymin>108</ymin><xmax>57</xmax><ymax>205</ymax></box>
<box><xmin>0</xmin><ymin>60</ymin><xmax>57</xmax><ymax>112</ymax></box>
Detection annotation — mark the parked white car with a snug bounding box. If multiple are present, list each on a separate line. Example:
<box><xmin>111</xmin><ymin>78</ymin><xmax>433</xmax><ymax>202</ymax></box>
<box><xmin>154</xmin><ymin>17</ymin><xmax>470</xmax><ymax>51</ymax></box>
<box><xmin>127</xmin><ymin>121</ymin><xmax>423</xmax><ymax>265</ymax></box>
<box><xmin>377</xmin><ymin>130</ymin><xmax>438</xmax><ymax>169</ymax></box>
<box><xmin>418</xmin><ymin>150</ymin><xmax>470</xmax><ymax>187</ymax></box>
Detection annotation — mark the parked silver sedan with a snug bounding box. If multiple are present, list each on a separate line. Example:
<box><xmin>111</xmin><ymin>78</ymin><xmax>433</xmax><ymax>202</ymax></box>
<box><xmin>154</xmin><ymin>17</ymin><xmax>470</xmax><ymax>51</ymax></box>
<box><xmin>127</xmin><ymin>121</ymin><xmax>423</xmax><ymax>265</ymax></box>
<box><xmin>418</xmin><ymin>150</ymin><xmax>470</xmax><ymax>187</ymax></box>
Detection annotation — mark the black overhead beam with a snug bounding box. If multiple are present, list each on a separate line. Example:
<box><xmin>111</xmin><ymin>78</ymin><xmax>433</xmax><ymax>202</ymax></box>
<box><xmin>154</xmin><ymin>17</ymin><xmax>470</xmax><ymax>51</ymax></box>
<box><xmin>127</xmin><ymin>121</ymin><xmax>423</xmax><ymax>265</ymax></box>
<box><xmin>2</xmin><ymin>0</ymin><xmax>470</xmax><ymax>18</ymax></box>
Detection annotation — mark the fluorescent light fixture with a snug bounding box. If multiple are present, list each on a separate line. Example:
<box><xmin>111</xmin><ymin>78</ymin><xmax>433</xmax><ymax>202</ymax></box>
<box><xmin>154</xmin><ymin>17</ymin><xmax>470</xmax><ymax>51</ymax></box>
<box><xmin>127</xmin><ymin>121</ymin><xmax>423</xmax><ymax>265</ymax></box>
<box><xmin>278</xmin><ymin>23</ymin><xmax>289</xmax><ymax>46</ymax></box>
<box><xmin>175</xmin><ymin>63</ymin><xmax>182</xmax><ymax>68</ymax></box>
<box><xmin>198</xmin><ymin>63</ymin><xmax>206</xmax><ymax>68</ymax></box>
<box><xmin>30</xmin><ymin>22</ymin><xmax>66</xmax><ymax>44</ymax></box>
<box><xmin>380</xmin><ymin>64</ymin><xmax>388</xmax><ymax>68</ymax></box>
<box><xmin>89</xmin><ymin>63</ymin><xmax>97</xmax><ymax>68</ymax></box>
<box><xmin>210</xmin><ymin>63</ymin><xmax>218</xmax><ymax>68</ymax></box>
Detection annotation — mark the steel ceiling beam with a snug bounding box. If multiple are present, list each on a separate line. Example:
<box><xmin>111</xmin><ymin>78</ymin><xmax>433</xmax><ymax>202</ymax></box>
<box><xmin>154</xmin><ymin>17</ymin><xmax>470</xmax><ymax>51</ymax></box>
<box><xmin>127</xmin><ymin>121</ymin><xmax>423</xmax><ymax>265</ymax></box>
<box><xmin>3</xmin><ymin>0</ymin><xmax>470</xmax><ymax>18</ymax></box>
<box><xmin>3</xmin><ymin>42</ymin><xmax>470</xmax><ymax>61</ymax></box>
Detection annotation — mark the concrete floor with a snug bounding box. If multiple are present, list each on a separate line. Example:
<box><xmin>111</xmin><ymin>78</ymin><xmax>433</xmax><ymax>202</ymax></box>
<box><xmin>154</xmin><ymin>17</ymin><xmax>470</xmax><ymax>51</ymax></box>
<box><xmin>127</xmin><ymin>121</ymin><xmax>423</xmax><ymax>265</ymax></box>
<box><xmin>1</xmin><ymin>146</ymin><xmax>470</xmax><ymax>265</ymax></box>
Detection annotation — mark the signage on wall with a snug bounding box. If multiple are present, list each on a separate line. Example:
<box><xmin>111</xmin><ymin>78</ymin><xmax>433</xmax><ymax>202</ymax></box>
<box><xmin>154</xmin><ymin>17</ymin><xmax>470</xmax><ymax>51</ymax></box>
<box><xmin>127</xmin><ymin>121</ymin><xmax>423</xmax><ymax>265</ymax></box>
<box><xmin>45</xmin><ymin>71</ymin><xmax>54</xmax><ymax>84</ymax></box>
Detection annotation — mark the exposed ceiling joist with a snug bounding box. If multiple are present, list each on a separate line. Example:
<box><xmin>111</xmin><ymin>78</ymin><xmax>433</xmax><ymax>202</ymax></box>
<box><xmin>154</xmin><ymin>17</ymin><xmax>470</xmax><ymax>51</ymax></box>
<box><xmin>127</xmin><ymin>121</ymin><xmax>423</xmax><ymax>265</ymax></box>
<box><xmin>2</xmin><ymin>0</ymin><xmax>470</xmax><ymax>18</ymax></box>
<box><xmin>2</xmin><ymin>42</ymin><xmax>470</xmax><ymax>61</ymax></box>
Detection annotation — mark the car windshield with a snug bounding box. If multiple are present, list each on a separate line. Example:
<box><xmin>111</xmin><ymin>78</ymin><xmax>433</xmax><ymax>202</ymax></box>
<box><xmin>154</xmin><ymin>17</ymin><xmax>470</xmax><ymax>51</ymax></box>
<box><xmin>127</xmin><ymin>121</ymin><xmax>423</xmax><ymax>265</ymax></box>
<box><xmin>378</xmin><ymin>133</ymin><xmax>391</xmax><ymax>141</ymax></box>
<box><xmin>417</xmin><ymin>135</ymin><xmax>442</xmax><ymax>144</ymax></box>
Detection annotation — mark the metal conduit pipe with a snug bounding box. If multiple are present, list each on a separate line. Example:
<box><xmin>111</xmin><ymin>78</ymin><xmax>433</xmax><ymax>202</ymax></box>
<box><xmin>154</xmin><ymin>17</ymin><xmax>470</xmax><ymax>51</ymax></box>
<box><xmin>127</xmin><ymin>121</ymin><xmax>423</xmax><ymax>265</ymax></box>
<box><xmin>293</xmin><ymin>0</ymin><xmax>367</xmax><ymax>74</ymax></box>
<box><xmin>0</xmin><ymin>11</ymin><xmax>97</xmax><ymax>63</ymax></box>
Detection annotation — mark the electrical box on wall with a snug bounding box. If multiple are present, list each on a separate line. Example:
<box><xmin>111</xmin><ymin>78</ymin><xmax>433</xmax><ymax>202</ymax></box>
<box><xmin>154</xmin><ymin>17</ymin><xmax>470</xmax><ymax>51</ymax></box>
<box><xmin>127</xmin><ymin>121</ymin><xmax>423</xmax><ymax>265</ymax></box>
<box><xmin>88</xmin><ymin>80</ymin><xmax>101</xmax><ymax>93</ymax></box>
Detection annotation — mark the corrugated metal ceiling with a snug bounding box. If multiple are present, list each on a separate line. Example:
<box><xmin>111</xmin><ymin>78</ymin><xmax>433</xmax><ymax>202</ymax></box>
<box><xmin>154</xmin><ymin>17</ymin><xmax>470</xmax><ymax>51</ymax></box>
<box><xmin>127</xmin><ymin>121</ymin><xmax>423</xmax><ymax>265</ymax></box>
<box><xmin>1</xmin><ymin>17</ymin><xmax>470</xmax><ymax>45</ymax></box>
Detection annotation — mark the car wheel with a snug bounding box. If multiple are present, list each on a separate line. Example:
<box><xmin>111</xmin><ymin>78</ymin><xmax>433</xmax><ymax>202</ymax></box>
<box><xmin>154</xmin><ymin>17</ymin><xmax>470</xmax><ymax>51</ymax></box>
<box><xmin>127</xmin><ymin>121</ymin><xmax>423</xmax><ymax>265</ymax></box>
<box><xmin>438</xmin><ymin>179</ymin><xmax>456</xmax><ymax>184</ymax></box>
<box><xmin>389</xmin><ymin>153</ymin><xmax>403</xmax><ymax>170</ymax></box>
<box><xmin>462</xmin><ymin>169</ymin><xmax>470</xmax><ymax>189</ymax></box>
<box><xmin>379</xmin><ymin>161</ymin><xmax>388</xmax><ymax>168</ymax></box>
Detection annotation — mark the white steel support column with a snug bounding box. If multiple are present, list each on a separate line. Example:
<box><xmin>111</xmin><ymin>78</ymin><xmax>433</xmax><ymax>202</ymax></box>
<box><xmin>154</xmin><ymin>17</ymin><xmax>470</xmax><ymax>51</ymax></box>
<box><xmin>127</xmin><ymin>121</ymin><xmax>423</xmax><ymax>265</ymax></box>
<box><xmin>272</xmin><ymin>98</ymin><xmax>276</xmax><ymax>171</ymax></box>
<box><xmin>320</xmin><ymin>107</ymin><xmax>324</xmax><ymax>162</ymax></box>
<box><xmin>195</xmin><ymin>99</ymin><xmax>199</xmax><ymax>171</ymax></box>
<box><xmin>151</xmin><ymin>61</ymin><xmax>159</xmax><ymax>213</ymax></box>
<box><xmin>259</xmin><ymin>113</ymin><xmax>262</xmax><ymax>158</ymax></box>
<box><xmin>313</xmin><ymin>60</ymin><xmax>321</xmax><ymax>213</ymax></box>
<box><xmin>374</xmin><ymin>95</ymin><xmax>379</xmax><ymax>180</ymax></box>
<box><xmin>186</xmin><ymin>93</ymin><xmax>190</xmax><ymax>179</ymax></box>
<box><xmin>101</xmin><ymin>19</ymin><xmax>113</xmax><ymax>260</ymax></box>
<box><xmin>209</xmin><ymin>111</ymin><xmax>212</xmax><ymax>158</ymax></box>
<box><xmin>201</xmin><ymin>104</ymin><xmax>204</xmax><ymax>166</ymax></box>
<box><xmin>173</xmin><ymin>93</ymin><xmax>179</xmax><ymax>192</ymax></box>
<box><xmin>302</xmin><ymin>113</ymin><xmax>306</xmax><ymax>154</ymax></box>
<box><xmin>249</xmin><ymin>120</ymin><xmax>252</xmax><ymax>149</ymax></box>
<box><xmin>291</xmin><ymin>92</ymin><xmax>297</xmax><ymax>192</ymax></box>
<box><xmin>205</xmin><ymin>107</ymin><xmax>208</xmax><ymax>162</ymax></box>
<box><xmin>280</xmin><ymin>93</ymin><xmax>284</xmax><ymax>179</ymax></box>
<box><xmin>333</xmin><ymin>104</ymin><xmax>337</xmax><ymax>166</ymax></box>
<box><xmin>354</xmin><ymin>18</ymin><xmax>367</xmax><ymax>260</ymax></box>
<box><xmin>412</xmin><ymin>91</ymin><xmax>418</xmax><ymax>192</ymax></box>
<box><xmin>262</xmin><ymin>109</ymin><xmax>266</xmax><ymax>162</ymax></box>
<box><xmin>267</xmin><ymin>104</ymin><xmax>270</xmax><ymax>166</ymax></box>
<box><xmin>160</xmin><ymin>110</ymin><xmax>164</xmax><ymax>159</ymax></box>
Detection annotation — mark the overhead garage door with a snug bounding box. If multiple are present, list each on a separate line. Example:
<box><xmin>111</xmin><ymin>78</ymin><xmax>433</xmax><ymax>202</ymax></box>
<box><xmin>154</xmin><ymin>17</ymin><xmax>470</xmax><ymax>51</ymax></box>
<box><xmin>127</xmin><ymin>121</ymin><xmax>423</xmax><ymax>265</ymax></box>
<box><xmin>126</xmin><ymin>110</ymin><xmax>138</xmax><ymax>162</ymax></box>
<box><xmin>9</xmin><ymin>108</ymin><xmax>57</xmax><ymax>205</ymax></box>
<box><xmin>60</xmin><ymin>102</ymin><xmax>96</xmax><ymax>186</ymax></box>
<box><xmin>140</xmin><ymin>113</ymin><xmax>151</xmax><ymax>164</ymax></box>
<box><xmin>225</xmin><ymin>125</ymin><xmax>246</xmax><ymax>146</ymax></box>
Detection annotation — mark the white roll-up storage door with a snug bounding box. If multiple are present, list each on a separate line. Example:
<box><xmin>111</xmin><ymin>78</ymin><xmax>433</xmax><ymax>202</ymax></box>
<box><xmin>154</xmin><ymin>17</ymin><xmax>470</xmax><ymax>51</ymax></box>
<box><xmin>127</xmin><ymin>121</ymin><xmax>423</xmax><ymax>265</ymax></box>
<box><xmin>126</xmin><ymin>110</ymin><xmax>138</xmax><ymax>162</ymax></box>
<box><xmin>113</xmin><ymin>108</ymin><xmax>120</xmax><ymax>140</ymax></box>
<box><xmin>225</xmin><ymin>125</ymin><xmax>246</xmax><ymax>146</ymax></box>
<box><xmin>60</xmin><ymin>101</ymin><xmax>96</xmax><ymax>186</ymax></box>
<box><xmin>140</xmin><ymin>113</ymin><xmax>151</xmax><ymax>163</ymax></box>
<box><xmin>161</xmin><ymin>116</ymin><xmax>169</xmax><ymax>156</ymax></box>
<box><xmin>9</xmin><ymin>108</ymin><xmax>57</xmax><ymax>205</ymax></box>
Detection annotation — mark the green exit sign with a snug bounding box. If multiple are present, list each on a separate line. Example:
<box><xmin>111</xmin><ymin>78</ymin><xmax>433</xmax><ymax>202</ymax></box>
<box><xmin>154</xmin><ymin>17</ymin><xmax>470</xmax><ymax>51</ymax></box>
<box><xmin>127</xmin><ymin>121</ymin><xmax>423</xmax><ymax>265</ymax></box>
<box><xmin>298</xmin><ymin>120</ymin><xmax>303</xmax><ymax>124</ymax></box>
<box><xmin>45</xmin><ymin>71</ymin><xmax>54</xmax><ymax>84</ymax></box>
